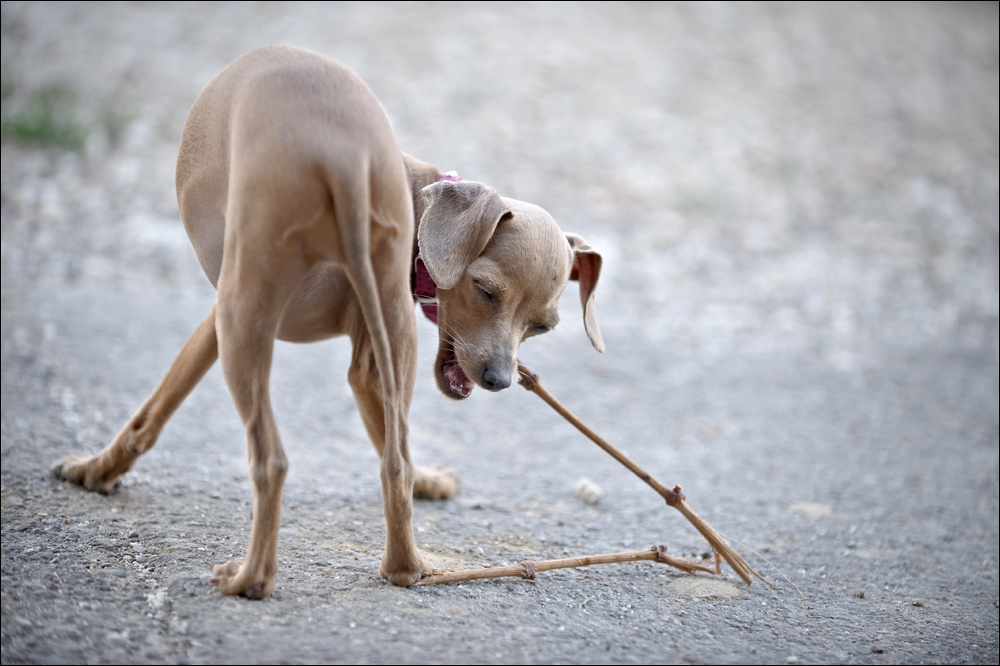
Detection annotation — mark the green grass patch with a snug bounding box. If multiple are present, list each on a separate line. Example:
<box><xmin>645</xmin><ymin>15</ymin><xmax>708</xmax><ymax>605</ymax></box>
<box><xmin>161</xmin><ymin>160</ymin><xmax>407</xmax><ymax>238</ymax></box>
<box><xmin>1</xmin><ymin>74</ymin><xmax>89</xmax><ymax>151</ymax></box>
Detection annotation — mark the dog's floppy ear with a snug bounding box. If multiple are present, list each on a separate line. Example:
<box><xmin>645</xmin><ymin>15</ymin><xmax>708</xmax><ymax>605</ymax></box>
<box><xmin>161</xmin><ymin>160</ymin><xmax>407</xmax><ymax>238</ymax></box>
<box><xmin>566</xmin><ymin>233</ymin><xmax>605</xmax><ymax>353</ymax></box>
<box><xmin>417</xmin><ymin>180</ymin><xmax>511</xmax><ymax>289</ymax></box>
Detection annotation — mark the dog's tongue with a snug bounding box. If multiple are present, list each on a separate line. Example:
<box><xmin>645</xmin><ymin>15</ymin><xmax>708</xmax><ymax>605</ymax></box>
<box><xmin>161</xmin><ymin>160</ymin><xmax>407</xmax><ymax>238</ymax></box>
<box><xmin>445</xmin><ymin>361</ymin><xmax>475</xmax><ymax>398</ymax></box>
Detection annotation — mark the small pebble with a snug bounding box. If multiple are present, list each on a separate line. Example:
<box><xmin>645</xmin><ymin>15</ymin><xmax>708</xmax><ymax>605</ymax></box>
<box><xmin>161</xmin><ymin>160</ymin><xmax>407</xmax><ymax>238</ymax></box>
<box><xmin>574</xmin><ymin>478</ymin><xmax>604</xmax><ymax>505</ymax></box>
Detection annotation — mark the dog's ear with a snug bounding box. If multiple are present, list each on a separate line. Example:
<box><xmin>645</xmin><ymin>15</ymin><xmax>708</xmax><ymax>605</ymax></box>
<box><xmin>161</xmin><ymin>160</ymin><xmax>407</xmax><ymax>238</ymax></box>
<box><xmin>566</xmin><ymin>233</ymin><xmax>605</xmax><ymax>353</ymax></box>
<box><xmin>418</xmin><ymin>181</ymin><xmax>511</xmax><ymax>289</ymax></box>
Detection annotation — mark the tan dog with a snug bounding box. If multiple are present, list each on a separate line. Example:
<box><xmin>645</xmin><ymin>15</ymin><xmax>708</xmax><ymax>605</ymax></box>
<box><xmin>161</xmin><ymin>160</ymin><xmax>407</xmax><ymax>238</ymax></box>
<box><xmin>51</xmin><ymin>45</ymin><xmax>603</xmax><ymax>598</ymax></box>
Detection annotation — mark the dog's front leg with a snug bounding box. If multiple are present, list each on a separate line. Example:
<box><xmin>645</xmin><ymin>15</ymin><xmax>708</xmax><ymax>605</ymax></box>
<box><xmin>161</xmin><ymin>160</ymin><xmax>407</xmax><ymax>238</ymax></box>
<box><xmin>52</xmin><ymin>305</ymin><xmax>219</xmax><ymax>492</ymax></box>
<box><xmin>350</xmin><ymin>347</ymin><xmax>460</xmax><ymax>501</ymax></box>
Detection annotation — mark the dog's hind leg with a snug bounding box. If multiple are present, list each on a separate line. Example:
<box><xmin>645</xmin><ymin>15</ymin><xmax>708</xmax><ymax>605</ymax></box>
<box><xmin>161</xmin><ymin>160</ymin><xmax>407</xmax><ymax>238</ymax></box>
<box><xmin>51</xmin><ymin>305</ymin><xmax>219</xmax><ymax>492</ymax></box>
<box><xmin>333</xmin><ymin>160</ymin><xmax>430</xmax><ymax>586</ymax></box>
<box><xmin>208</xmin><ymin>179</ymin><xmax>314</xmax><ymax>599</ymax></box>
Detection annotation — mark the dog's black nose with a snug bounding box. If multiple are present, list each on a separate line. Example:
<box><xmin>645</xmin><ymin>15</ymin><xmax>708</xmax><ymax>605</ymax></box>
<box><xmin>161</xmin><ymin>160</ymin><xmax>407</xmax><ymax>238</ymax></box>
<box><xmin>482</xmin><ymin>367</ymin><xmax>511</xmax><ymax>391</ymax></box>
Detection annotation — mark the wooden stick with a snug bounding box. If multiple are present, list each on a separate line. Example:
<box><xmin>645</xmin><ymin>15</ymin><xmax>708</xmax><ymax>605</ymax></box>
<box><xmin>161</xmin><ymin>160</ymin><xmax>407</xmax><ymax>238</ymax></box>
<box><xmin>516</xmin><ymin>365</ymin><xmax>681</xmax><ymax>505</ymax></box>
<box><xmin>417</xmin><ymin>545</ymin><xmax>722</xmax><ymax>585</ymax></box>
<box><xmin>517</xmin><ymin>363</ymin><xmax>766</xmax><ymax>586</ymax></box>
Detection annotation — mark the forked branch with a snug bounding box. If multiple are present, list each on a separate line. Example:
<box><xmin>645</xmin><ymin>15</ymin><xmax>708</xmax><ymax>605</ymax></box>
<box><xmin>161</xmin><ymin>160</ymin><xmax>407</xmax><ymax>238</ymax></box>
<box><xmin>516</xmin><ymin>363</ymin><xmax>766</xmax><ymax>586</ymax></box>
<box><xmin>417</xmin><ymin>545</ymin><xmax>722</xmax><ymax>585</ymax></box>
<box><xmin>414</xmin><ymin>363</ymin><xmax>768</xmax><ymax>588</ymax></box>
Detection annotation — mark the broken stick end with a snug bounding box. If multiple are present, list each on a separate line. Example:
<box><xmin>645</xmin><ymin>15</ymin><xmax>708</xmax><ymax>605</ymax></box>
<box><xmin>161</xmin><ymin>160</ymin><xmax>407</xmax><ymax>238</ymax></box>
<box><xmin>662</xmin><ymin>484</ymin><xmax>685</xmax><ymax>506</ymax></box>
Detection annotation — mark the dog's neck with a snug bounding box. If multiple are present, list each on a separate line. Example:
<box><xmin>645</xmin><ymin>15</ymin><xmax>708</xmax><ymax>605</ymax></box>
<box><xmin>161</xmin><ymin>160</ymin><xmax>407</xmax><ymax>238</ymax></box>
<box><xmin>402</xmin><ymin>153</ymin><xmax>440</xmax><ymax>259</ymax></box>
<box><xmin>403</xmin><ymin>153</ymin><xmax>459</xmax><ymax>324</ymax></box>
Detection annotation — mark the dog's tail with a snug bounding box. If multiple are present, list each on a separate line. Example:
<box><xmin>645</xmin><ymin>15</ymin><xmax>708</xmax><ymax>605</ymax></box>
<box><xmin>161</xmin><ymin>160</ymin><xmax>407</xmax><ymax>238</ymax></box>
<box><xmin>324</xmin><ymin>158</ymin><xmax>411</xmax><ymax>449</ymax></box>
<box><xmin>330</xmin><ymin>162</ymin><xmax>398</xmax><ymax>396</ymax></box>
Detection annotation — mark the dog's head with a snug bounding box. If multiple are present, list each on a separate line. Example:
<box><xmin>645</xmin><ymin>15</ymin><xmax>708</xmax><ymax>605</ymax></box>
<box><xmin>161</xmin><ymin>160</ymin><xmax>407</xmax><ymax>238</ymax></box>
<box><xmin>417</xmin><ymin>179</ymin><xmax>603</xmax><ymax>400</ymax></box>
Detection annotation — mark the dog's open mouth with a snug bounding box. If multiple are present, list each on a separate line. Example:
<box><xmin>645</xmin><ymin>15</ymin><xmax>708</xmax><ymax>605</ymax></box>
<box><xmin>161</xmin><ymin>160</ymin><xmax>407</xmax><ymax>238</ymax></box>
<box><xmin>437</xmin><ymin>337</ymin><xmax>475</xmax><ymax>400</ymax></box>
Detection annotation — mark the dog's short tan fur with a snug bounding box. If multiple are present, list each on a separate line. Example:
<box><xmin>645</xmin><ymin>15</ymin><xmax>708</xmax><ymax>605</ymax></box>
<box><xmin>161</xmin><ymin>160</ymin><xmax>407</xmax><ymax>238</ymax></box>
<box><xmin>51</xmin><ymin>45</ymin><xmax>603</xmax><ymax>598</ymax></box>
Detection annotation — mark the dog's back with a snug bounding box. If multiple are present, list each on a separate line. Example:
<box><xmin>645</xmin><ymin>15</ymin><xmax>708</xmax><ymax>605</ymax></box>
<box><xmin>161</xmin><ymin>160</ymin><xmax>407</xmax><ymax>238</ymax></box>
<box><xmin>176</xmin><ymin>45</ymin><xmax>410</xmax><ymax>292</ymax></box>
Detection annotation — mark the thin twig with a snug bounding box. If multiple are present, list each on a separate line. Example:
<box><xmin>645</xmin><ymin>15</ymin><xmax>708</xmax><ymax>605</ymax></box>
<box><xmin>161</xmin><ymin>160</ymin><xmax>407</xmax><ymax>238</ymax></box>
<box><xmin>417</xmin><ymin>545</ymin><xmax>721</xmax><ymax>585</ymax></box>
<box><xmin>517</xmin><ymin>362</ymin><xmax>765</xmax><ymax>586</ymax></box>
<box><xmin>722</xmin><ymin>533</ymin><xmax>793</xmax><ymax>595</ymax></box>
<box><xmin>515</xmin><ymin>365</ymin><xmax>682</xmax><ymax>505</ymax></box>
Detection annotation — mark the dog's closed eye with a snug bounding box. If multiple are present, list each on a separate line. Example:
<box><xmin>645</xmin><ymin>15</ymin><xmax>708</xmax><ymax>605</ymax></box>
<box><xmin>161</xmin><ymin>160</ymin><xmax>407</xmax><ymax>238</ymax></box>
<box><xmin>474</xmin><ymin>281</ymin><xmax>496</xmax><ymax>303</ymax></box>
<box><xmin>523</xmin><ymin>321</ymin><xmax>556</xmax><ymax>340</ymax></box>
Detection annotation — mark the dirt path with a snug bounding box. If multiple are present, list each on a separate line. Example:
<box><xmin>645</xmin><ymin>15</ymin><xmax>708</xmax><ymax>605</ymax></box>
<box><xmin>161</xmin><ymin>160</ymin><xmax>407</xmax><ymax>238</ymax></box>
<box><xmin>3</xmin><ymin>2</ymin><xmax>997</xmax><ymax>663</ymax></box>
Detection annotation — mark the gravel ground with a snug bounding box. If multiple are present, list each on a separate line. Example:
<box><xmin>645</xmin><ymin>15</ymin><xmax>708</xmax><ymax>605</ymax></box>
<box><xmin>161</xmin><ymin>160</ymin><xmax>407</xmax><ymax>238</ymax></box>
<box><xmin>2</xmin><ymin>2</ymin><xmax>998</xmax><ymax>664</ymax></box>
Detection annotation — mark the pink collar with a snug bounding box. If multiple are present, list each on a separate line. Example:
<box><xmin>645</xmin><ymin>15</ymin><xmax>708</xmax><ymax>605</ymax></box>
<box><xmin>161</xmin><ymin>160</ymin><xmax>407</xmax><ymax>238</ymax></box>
<box><xmin>414</xmin><ymin>255</ymin><xmax>438</xmax><ymax>324</ymax></box>
<box><xmin>414</xmin><ymin>171</ymin><xmax>462</xmax><ymax>324</ymax></box>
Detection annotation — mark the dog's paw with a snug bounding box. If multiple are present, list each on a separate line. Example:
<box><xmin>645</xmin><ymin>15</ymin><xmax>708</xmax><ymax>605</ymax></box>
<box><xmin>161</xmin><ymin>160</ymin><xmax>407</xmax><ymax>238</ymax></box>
<box><xmin>413</xmin><ymin>464</ymin><xmax>460</xmax><ymax>500</ymax></box>
<box><xmin>211</xmin><ymin>560</ymin><xmax>275</xmax><ymax>599</ymax></box>
<box><xmin>379</xmin><ymin>550</ymin><xmax>431</xmax><ymax>587</ymax></box>
<box><xmin>50</xmin><ymin>455</ymin><xmax>120</xmax><ymax>494</ymax></box>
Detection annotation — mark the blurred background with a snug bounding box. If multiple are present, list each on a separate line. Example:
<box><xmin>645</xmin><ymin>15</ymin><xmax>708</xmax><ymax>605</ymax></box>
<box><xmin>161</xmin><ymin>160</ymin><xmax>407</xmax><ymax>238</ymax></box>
<box><xmin>2</xmin><ymin>3</ymin><xmax>997</xmax><ymax>664</ymax></box>
<box><xmin>4</xmin><ymin>1</ymin><xmax>996</xmax><ymax>368</ymax></box>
